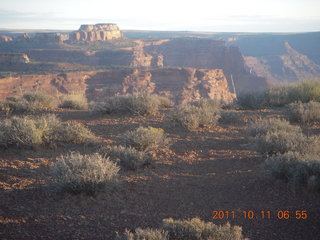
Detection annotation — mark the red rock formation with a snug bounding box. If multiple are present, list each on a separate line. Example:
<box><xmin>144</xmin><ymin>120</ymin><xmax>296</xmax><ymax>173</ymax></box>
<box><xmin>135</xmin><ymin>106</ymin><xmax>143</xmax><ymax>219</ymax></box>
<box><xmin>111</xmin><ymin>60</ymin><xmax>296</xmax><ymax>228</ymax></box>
<box><xmin>144</xmin><ymin>38</ymin><xmax>268</xmax><ymax>93</ymax></box>
<box><xmin>0</xmin><ymin>53</ymin><xmax>30</xmax><ymax>64</ymax></box>
<box><xmin>0</xmin><ymin>35</ymin><xmax>12</xmax><ymax>42</ymax></box>
<box><xmin>69</xmin><ymin>23</ymin><xmax>123</xmax><ymax>42</ymax></box>
<box><xmin>0</xmin><ymin>68</ymin><xmax>235</xmax><ymax>104</ymax></box>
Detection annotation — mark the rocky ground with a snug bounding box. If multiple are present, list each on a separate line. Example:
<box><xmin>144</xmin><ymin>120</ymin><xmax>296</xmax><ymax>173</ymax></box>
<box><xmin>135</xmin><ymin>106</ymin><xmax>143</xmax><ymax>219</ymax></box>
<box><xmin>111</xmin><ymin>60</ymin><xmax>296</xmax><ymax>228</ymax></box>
<box><xmin>1</xmin><ymin>108</ymin><xmax>319</xmax><ymax>240</ymax></box>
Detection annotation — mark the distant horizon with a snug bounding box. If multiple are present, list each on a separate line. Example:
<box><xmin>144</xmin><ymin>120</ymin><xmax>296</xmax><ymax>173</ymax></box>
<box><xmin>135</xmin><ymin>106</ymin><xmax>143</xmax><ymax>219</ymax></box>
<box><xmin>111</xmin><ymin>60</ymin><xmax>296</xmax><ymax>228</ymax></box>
<box><xmin>1</xmin><ymin>0</ymin><xmax>319</xmax><ymax>32</ymax></box>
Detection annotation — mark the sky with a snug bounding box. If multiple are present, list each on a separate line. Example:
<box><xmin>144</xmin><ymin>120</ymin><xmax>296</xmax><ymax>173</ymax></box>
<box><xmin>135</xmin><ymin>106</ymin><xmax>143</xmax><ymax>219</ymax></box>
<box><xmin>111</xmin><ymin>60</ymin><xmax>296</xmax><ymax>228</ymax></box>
<box><xmin>0</xmin><ymin>0</ymin><xmax>319</xmax><ymax>32</ymax></box>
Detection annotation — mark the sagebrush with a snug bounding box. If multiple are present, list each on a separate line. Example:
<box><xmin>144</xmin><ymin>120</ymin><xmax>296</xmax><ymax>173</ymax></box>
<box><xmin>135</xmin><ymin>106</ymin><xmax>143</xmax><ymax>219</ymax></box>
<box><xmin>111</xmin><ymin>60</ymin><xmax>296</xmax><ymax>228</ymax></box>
<box><xmin>0</xmin><ymin>114</ymin><xmax>96</xmax><ymax>148</ymax></box>
<box><xmin>59</xmin><ymin>92</ymin><xmax>88</xmax><ymax>110</ymax></box>
<box><xmin>92</xmin><ymin>92</ymin><xmax>171</xmax><ymax>115</ymax></box>
<box><xmin>122</xmin><ymin>126</ymin><xmax>170</xmax><ymax>151</ymax></box>
<box><xmin>171</xmin><ymin>99</ymin><xmax>221</xmax><ymax>131</ymax></box>
<box><xmin>288</xmin><ymin>101</ymin><xmax>320</xmax><ymax>123</ymax></box>
<box><xmin>51</xmin><ymin>152</ymin><xmax>119</xmax><ymax>195</ymax></box>
<box><xmin>100</xmin><ymin>145</ymin><xmax>152</xmax><ymax>170</ymax></box>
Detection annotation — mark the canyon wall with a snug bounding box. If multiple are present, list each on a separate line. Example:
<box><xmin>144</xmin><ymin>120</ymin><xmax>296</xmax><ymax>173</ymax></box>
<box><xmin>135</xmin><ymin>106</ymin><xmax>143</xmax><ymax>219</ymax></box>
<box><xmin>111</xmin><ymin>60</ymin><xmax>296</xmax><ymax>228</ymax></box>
<box><xmin>0</xmin><ymin>53</ymin><xmax>30</xmax><ymax>64</ymax></box>
<box><xmin>0</xmin><ymin>68</ymin><xmax>235</xmax><ymax>104</ymax></box>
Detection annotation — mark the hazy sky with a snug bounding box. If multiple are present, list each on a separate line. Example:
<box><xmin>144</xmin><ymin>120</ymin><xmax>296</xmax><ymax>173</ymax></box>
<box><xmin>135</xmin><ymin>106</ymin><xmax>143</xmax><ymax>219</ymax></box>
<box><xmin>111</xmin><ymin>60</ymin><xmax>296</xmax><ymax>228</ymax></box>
<box><xmin>0</xmin><ymin>0</ymin><xmax>319</xmax><ymax>32</ymax></box>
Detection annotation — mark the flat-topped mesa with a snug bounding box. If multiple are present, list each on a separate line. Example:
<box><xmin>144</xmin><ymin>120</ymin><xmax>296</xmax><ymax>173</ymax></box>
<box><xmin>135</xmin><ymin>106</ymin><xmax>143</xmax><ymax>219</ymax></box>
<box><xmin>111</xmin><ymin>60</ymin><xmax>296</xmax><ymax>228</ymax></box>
<box><xmin>70</xmin><ymin>23</ymin><xmax>123</xmax><ymax>42</ymax></box>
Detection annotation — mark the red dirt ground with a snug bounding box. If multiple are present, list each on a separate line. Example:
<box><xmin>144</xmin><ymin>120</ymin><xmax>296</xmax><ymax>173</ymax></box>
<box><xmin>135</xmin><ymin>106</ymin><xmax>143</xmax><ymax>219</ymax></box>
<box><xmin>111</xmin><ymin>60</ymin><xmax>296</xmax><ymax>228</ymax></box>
<box><xmin>1</xmin><ymin>109</ymin><xmax>319</xmax><ymax>240</ymax></box>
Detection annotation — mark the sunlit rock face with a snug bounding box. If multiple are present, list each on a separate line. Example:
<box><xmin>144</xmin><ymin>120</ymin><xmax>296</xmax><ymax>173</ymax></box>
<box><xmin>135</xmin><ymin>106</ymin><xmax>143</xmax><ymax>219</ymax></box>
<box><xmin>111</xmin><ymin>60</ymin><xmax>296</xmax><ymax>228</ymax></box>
<box><xmin>70</xmin><ymin>23</ymin><xmax>123</xmax><ymax>42</ymax></box>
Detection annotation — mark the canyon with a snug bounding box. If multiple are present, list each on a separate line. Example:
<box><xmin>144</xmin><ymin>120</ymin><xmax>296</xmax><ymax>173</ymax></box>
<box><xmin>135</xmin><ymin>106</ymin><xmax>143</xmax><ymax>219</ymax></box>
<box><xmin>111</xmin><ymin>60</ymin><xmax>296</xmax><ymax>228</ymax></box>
<box><xmin>0</xmin><ymin>24</ymin><xmax>319</xmax><ymax>103</ymax></box>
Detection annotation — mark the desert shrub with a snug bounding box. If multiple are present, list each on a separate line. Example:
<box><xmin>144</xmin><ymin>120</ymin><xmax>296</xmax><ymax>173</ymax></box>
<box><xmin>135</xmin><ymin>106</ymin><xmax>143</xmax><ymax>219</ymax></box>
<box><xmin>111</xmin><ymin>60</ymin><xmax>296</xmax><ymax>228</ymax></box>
<box><xmin>0</xmin><ymin>93</ymin><xmax>55</xmax><ymax>113</ymax></box>
<box><xmin>219</xmin><ymin>111</ymin><xmax>243</xmax><ymax>124</ymax></box>
<box><xmin>286</xmin><ymin>81</ymin><xmax>320</xmax><ymax>103</ymax></box>
<box><xmin>266</xmin><ymin>152</ymin><xmax>320</xmax><ymax>191</ymax></box>
<box><xmin>248</xmin><ymin>118</ymin><xmax>320</xmax><ymax>155</ymax></box>
<box><xmin>100</xmin><ymin>145</ymin><xmax>152</xmax><ymax>170</ymax></box>
<box><xmin>51</xmin><ymin>152</ymin><xmax>119</xmax><ymax>195</ymax></box>
<box><xmin>22</xmin><ymin>92</ymin><xmax>54</xmax><ymax>109</ymax></box>
<box><xmin>264</xmin><ymin>85</ymin><xmax>290</xmax><ymax>107</ymax></box>
<box><xmin>116</xmin><ymin>228</ymin><xmax>169</xmax><ymax>240</ymax></box>
<box><xmin>0</xmin><ymin>115</ymin><xmax>95</xmax><ymax>148</ymax></box>
<box><xmin>59</xmin><ymin>92</ymin><xmax>88</xmax><ymax>110</ymax></box>
<box><xmin>0</xmin><ymin>114</ymin><xmax>60</xmax><ymax>148</ymax></box>
<box><xmin>171</xmin><ymin>99</ymin><xmax>221</xmax><ymax>131</ymax></box>
<box><xmin>54</xmin><ymin>122</ymin><xmax>96</xmax><ymax>144</ymax></box>
<box><xmin>162</xmin><ymin>218</ymin><xmax>247</xmax><ymax>240</ymax></box>
<box><xmin>93</xmin><ymin>92</ymin><xmax>171</xmax><ymax>115</ymax></box>
<box><xmin>122</xmin><ymin>126</ymin><xmax>170</xmax><ymax>151</ymax></box>
<box><xmin>237</xmin><ymin>92</ymin><xmax>265</xmax><ymax>109</ymax></box>
<box><xmin>288</xmin><ymin>101</ymin><xmax>320</xmax><ymax>123</ymax></box>
<box><xmin>247</xmin><ymin>118</ymin><xmax>301</xmax><ymax>138</ymax></box>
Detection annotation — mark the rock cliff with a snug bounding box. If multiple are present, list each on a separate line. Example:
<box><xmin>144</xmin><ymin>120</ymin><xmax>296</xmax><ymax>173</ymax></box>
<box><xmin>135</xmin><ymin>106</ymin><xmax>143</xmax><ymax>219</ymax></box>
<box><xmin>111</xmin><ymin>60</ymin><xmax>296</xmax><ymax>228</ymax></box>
<box><xmin>69</xmin><ymin>23</ymin><xmax>123</xmax><ymax>42</ymax></box>
<box><xmin>0</xmin><ymin>68</ymin><xmax>235</xmax><ymax>104</ymax></box>
<box><xmin>0</xmin><ymin>53</ymin><xmax>30</xmax><ymax>64</ymax></box>
<box><xmin>245</xmin><ymin>42</ymin><xmax>320</xmax><ymax>83</ymax></box>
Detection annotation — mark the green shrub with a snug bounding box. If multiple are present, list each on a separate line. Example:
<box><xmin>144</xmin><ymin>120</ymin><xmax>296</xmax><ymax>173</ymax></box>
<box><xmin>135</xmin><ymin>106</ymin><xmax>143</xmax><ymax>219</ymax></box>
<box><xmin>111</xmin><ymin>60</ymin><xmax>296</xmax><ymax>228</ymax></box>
<box><xmin>162</xmin><ymin>218</ymin><xmax>248</xmax><ymax>240</ymax></box>
<box><xmin>54</xmin><ymin>122</ymin><xmax>96</xmax><ymax>144</ymax></box>
<box><xmin>51</xmin><ymin>152</ymin><xmax>119</xmax><ymax>195</ymax></box>
<box><xmin>100</xmin><ymin>145</ymin><xmax>152</xmax><ymax>170</ymax></box>
<box><xmin>0</xmin><ymin>93</ymin><xmax>55</xmax><ymax>113</ymax></box>
<box><xmin>288</xmin><ymin>101</ymin><xmax>320</xmax><ymax>123</ymax></box>
<box><xmin>264</xmin><ymin>86</ymin><xmax>291</xmax><ymax>107</ymax></box>
<box><xmin>247</xmin><ymin>118</ymin><xmax>319</xmax><ymax>155</ymax></box>
<box><xmin>59</xmin><ymin>92</ymin><xmax>88</xmax><ymax>110</ymax></box>
<box><xmin>287</xmin><ymin>81</ymin><xmax>320</xmax><ymax>103</ymax></box>
<box><xmin>237</xmin><ymin>92</ymin><xmax>265</xmax><ymax>109</ymax></box>
<box><xmin>93</xmin><ymin>92</ymin><xmax>171</xmax><ymax>116</ymax></box>
<box><xmin>171</xmin><ymin>99</ymin><xmax>221</xmax><ymax>131</ymax></box>
<box><xmin>0</xmin><ymin>115</ymin><xmax>96</xmax><ymax>148</ymax></box>
<box><xmin>0</xmin><ymin>114</ymin><xmax>60</xmax><ymax>148</ymax></box>
<box><xmin>219</xmin><ymin>111</ymin><xmax>243</xmax><ymax>124</ymax></box>
<box><xmin>247</xmin><ymin>118</ymin><xmax>301</xmax><ymax>138</ymax></box>
<box><xmin>266</xmin><ymin>152</ymin><xmax>320</xmax><ymax>192</ymax></box>
<box><xmin>22</xmin><ymin>92</ymin><xmax>54</xmax><ymax>109</ymax></box>
<box><xmin>116</xmin><ymin>228</ymin><xmax>169</xmax><ymax>240</ymax></box>
<box><xmin>123</xmin><ymin>127</ymin><xmax>170</xmax><ymax>151</ymax></box>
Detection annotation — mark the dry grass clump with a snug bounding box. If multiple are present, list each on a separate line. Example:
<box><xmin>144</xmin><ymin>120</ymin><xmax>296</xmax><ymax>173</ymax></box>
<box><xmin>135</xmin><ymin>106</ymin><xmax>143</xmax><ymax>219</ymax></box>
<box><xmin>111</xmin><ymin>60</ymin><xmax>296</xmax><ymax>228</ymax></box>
<box><xmin>0</xmin><ymin>114</ymin><xmax>96</xmax><ymax>148</ymax></box>
<box><xmin>116</xmin><ymin>218</ymin><xmax>247</xmax><ymax>240</ymax></box>
<box><xmin>288</xmin><ymin>101</ymin><xmax>320</xmax><ymax>123</ymax></box>
<box><xmin>92</xmin><ymin>92</ymin><xmax>172</xmax><ymax>116</ymax></box>
<box><xmin>51</xmin><ymin>152</ymin><xmax>119</xmax><ymax>195</ymax></box>
<box><xmin>171</xmin><ymin>99</ymin><xmax>221</xmax><ymax>131</ymax></box>
<box><xmin>163</xmin><ymin>218</ymin><xmax>247</xmax><ymax>240</ymax></box>
<box><xmin>100</xmin><ymin>145</ymin><xmax>152</xmax><ymax>170</ymax></box>
<box><xmin>122</xmin><ymin>126</ymin><xmax>170</xmax><ymax>151</ymax></box>
<box><xmin>116</xmin><ymin>228</ymin><xmax>169</xmax><ymax>240</ymax></box>
<box><xmin>59</xmin><ymin>92</ymin><xmax>88</xmax><ymax>110</ymax></box>
<box><xmin>0</xmin><ymin>92</ymin><xmax>55</xmax><ymax>113</ymax></box>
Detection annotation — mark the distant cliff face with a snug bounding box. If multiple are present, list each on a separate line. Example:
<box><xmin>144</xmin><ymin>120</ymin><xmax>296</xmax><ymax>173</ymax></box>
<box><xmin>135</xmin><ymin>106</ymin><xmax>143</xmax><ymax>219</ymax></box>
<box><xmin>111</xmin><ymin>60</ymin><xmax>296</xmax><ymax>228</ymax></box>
<box><xmin>0</xmin><ymin>68</ymin><xmax>235</xmax><ymax>104</ymax></box>
<box><xmin>245</xmin><ymin>42</ymin><xmax>320</xmax><ymax>83</ymax></box>
<box><xmin>0</xmin><ymin>53</ymin><xmax>30</xmax><ymax>64</ymax></box>
<box><xmin>69</xmin><ymin>23</ymin><xmax>123</xmax><ymax>42</ymax></box>
<box><xmin>144</xmin><ymin>38</ymin><xmax>268</xmax><ymax>93</ymax></box>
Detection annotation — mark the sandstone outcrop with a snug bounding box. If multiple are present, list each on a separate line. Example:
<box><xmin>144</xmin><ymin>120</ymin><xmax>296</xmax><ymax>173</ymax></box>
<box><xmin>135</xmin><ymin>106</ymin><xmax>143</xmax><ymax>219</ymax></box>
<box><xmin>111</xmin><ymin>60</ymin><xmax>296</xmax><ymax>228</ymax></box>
<box><xmin>34</xmin><ymin>33</ymin><xmax>69</xmax><ymax>43</ymax></box>
<box><xmin>0</xmin><ymin>68</ymin><xmax>235</xmax><ymax>104</ymax></box>
<box><xmin>0</xmin><ymin>53</ymin><xmax>30</xmax><ymax>64</ymax></box>
<box><xmin>69</xmin><ymin>23</ymin><xmax>123</xmax><ymax>42</ymax></box>
<box><xmin>0</xmin><ymin>35</ymin><xmax>12</xmax><ymax>42</ymax></box>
